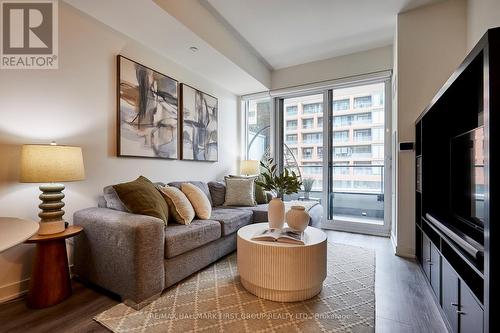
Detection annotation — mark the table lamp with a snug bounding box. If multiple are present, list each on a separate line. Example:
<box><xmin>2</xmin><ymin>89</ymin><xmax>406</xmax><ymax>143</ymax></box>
<box><xmin>240</xmin><ymin>160</ymin><xmax>260</xmax><ymax>176</ymax></box>
<box><xmin>20</xmin><ymin>143</ymin><xmax>85</xmax><ymax>235</ymax></box>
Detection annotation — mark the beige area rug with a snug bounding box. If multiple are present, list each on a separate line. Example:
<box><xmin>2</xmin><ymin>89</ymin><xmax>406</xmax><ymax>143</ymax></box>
<box><xmin>95</xmin><ymin>243</ymin><xmax>375</xmax><ymax>333</ymax></box>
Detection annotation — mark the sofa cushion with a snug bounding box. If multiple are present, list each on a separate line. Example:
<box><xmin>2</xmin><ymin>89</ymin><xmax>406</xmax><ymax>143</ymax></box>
<box><xmin>181</xmin><ymin>183</ymin><xmax>212</xmax><ymax>219</ymax></box>
<box><xmin>158</xmin><ymin>186</ymin><xmax>195</xmax><ymax>225</ymax></box>
<box><xmin>210</xmin><ymin>208</ymin><xmax>253</xmax><ymax>236</ymax></box>
<box><xmin>168</xmin><ymin>181</ymin><xmax>212</xmax><ymax>206</ymax></box>
<box><xmin>208</xmin><ymin>181</ymin><xmax>225</xmax><ymax>207</ymax></box>
<box><xmin>164</xmin><ymin>219</ymin><xmax>221</xmax><ymax>258</ymax></box>
<box><xmin>103</xmin><ymin>185</ymin><xmax>129</xmax><ymax>212</ymax></box>
<box><xmin>113</xmin><ymin>176</ymin><xmax>169</xmax><ymax>223</ymax></box>
<box><xmin>224</xmin><ymin>177</ymin><xmax>256</xmax><ymax>206</ymax></box>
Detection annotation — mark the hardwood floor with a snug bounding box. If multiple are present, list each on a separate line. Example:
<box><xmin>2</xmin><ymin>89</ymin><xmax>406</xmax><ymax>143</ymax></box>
<box><xmin>0</xmin><ymin>231</ymin><xmax>447</xmax><ymax>333</ymax></box>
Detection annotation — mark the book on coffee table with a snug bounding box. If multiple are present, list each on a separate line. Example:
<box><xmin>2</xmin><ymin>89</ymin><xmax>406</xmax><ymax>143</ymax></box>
<box><xmin>251</xmin><ymin>228</ymin><xmax>305</xmax><ymax>245</ymax></box>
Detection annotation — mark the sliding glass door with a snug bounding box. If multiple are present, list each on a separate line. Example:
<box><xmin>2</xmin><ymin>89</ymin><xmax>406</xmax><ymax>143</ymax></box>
<box><xmin>326</xmin><ymin>82</ymin><xmax>391</xmax><ymax>235</ymax></box>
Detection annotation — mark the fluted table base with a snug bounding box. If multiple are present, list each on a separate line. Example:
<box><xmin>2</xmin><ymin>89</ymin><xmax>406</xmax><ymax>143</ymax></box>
<box><xmin>237</xmin><ymin>223</ymin><xmax>327</xmax><ymax>302</ymax></box>
<box><xmin>241</xmin><ymin>278</ymin><xmax>323</xmax><ymax>302</ymax></box>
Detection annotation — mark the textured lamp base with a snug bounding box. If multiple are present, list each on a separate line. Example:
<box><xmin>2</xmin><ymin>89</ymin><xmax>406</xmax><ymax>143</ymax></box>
<box><xmin>38</xmin><ymin>184</ymin><xmax>66</xmax><ymax>235</ymax></box>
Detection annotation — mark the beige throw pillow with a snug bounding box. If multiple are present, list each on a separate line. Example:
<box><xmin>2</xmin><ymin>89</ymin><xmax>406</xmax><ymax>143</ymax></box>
<box><xmin>159</xmin><ymin>186</ymin><xmax>195</xmax><ymax>225</ymax></box>
<box><xmin>181</xmin><ymin>183</ymin><xmax>212</xmax><ymax>219</ymax></box>
<box><xmin>224</xmin><ymin>176</ymin><xmax>256</xmax><ymax>206</ymax></box>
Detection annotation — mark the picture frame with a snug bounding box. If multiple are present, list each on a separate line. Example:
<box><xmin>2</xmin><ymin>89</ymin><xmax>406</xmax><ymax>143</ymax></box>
<box><xmin>180</xmin><ymin>83</ymin><xmax>218</xmax><ymax>162</ymax></box>
<box><xmin>117</xmin><ymin>55</ymin><xmax>179</xmax><ymax>159</ymax></box>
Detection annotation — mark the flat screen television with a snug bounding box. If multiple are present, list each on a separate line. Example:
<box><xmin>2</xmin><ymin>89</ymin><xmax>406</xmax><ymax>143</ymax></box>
<box><xmin>450</xmin><ymin>126</ymin><xmax>485</xmax><ymax>244</ymax></box>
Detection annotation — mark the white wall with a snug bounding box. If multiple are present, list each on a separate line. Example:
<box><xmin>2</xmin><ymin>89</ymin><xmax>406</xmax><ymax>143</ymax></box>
<box><xmin>0</xmin><ymin>3</ymin><xmax>240</xmax><ymax>301</ymax></box>
<box><xmin>467</xmin><ymin>0</ymin><xmax>500</xmax><ymax>49</ymax></box>
<box><xmin>393</xmin><ymin>0</ymin><xmax>467</xmax><ymax>257</ymax></box>
<box><xmin>271</xmin><ymin>46</ymin><xmax>393</xmax><ymax>90</ymax></box>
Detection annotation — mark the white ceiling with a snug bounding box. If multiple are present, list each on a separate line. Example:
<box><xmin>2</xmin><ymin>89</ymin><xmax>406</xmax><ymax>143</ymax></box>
<box><xmin>206</xmin><ymin>0</ymin><xmax>441</xmax><ymax>69</ymax></box>
<box><xmin>63</xmin><ymin>0</ymin><xmax>268</xmax><ymax>95</ymax></box>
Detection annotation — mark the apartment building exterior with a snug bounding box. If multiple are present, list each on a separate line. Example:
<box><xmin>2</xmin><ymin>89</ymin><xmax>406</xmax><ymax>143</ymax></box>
<box><xmin>284</xmin><ymin>85</ymin><xmax>385</xmax><ymax>194</ymax></box>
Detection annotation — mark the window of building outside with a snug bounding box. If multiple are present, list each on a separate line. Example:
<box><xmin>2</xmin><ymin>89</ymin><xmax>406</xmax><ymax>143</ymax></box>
<box><xmin>302</xmin><ymin>147</ymin><xmax>313</xmax><ymax>159</ymax></box>
<box><xmin>354</xmin><ymin>129</ymin><xmax>372</xmax><ymax>142</ymax></box>
<box><xmin>317</xmin><ymin>117</ymin><xmax>323</xmax><ymax>128</ymax></box>
<box><xmin>287</xmin><ymin>120</ymin><xmax>297</xmax><ymax>130</ymax></box>
<box><xmin>317</xmin><ymin>147</ymin><xmax>323</xmax><ymax>159</ymax></box>
<box><xmin>303</xmin><ymin>132</ymin><xmax>322</xmax><ymax>144</ymax></box>
<box><xmin>246</xmin><ymin>98</ymin><xmax>271</xmax><ymax>161</ymax></box>
<box><xmin>286</xmin><ymin>105</ymin><xmax>298</xmax><ymax>116</ymax></box>
<box><xmin>303</xmin><ymin>103</ymin><xmax>322</xmax><ymax>114</ymax></box>
<box><xmin>333</xmin><ymin>130</ymin><xmax>349</xmax><ymax>143</ymax></box>
<box><xmin>354</xmin><ymin>95</ymin><xmax>372</xmax><ymax>108</ymax></box>
<box><xmin>353</xmin><ymin>145</ymin><xmax>371</xmax><ymax>157</ymax></box>
<box><xmin>302</xmin><ymin>118</ymin><xmax>314</xmax><ymax>129</ymax></box>
<box><xmin>334</xmin><ymin>146</ymin><xmax>351</xmax><ymax>158</ymax></box>
<box><xmin>333</xmin><ymin>98</ymin><xmax>350</xmax><ymax>111</ymax></box>
<box><xmin>286</xmin><ymin>134</ymin><xmax>297</xmax><ymax>144</ymax></box>
<box><xmin>354</xmin><ymin>112</ymin><xmax>371</xmax><ymax>124</ymax></box>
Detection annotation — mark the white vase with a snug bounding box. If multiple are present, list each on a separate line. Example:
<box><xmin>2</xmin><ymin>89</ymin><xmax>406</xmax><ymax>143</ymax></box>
<box><xmin>286</xmin><ymin>205</ymin><xmax>310</xmax><ymax>232</ymax></box>
<box><xmin>268</xmin><ymin>197</ymin><xmax>285</xmax><ymax>229</ymax></box>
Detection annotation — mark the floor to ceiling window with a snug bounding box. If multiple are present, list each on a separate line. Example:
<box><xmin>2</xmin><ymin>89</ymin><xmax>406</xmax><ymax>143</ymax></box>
<box><xmin>245</xmin><ymin>97</ymin><xmax>272</xmax><ymax>161</ymax></box>
<box><xmin>243</xmin><ymin>73</ymin><xmax>391</xmax><ymax>236</ymax></box>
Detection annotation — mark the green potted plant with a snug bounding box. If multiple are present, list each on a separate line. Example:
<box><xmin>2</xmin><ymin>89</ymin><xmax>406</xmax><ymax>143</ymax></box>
<box><xmin>302</xmin><ymin>178</ymin><xmax>315</xmax><ymax>200</ymax></box>
<box><xmin>256</xmin><ymin>157</ymin><xmax>302</xmax><ymax>228</ymax></box>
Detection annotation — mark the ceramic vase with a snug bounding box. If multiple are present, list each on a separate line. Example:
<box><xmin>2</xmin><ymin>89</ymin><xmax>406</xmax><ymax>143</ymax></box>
<box><xmin>286</xmin><ymin>205</ymin><xmax>310</xmax><ymax>232</ymax></box>
<box><xmin>268</xmin><ymin>197</ymin><xmax>285</xmax><ymax>229</ymax></box>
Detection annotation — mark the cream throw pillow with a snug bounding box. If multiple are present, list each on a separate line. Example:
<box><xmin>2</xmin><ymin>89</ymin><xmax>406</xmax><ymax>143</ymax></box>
<box><xmin>181</xmin><ymin>183</ymin><xmax>212</xmax><ymax>219</ymax></box>
<box><xmin>159</xmin><ymin>185</ymin><xmax>195</xmax><ymax>225</ymax></box>
<box><xmin>224</xmin><ymin>176</ymin><xmax>256</xmax><ymax>206</ymax></box>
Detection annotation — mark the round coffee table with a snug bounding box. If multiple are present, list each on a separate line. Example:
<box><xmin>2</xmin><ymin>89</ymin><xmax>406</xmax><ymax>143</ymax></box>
<box><xmin>237</xmin><ymin>222</ymin><xmax>327</xmax><ymax>302</ymax></box>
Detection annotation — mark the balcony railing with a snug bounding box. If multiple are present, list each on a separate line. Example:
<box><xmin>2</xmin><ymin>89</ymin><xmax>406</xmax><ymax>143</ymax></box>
<box><xmin>285</xmin><ymin>165</ymin><xmax>384</xmax><ymax>223</ymax></box>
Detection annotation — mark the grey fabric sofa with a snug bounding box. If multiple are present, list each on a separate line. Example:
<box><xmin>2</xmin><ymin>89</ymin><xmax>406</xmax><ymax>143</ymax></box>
<box><xmin>73</xmin><ymin>181</ymin><xmax>323</xmax><ymax>309</ymax></box>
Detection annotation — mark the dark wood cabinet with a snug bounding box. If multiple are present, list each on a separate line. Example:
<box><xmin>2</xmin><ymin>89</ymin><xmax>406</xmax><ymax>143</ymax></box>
<box><xmin>442</xmin><ymin>259</ymin><xmax>460</xmax><ymax>333</ymax></box>
<box><xmin>423</xmin><ymin>234</ymin><xmax>431</xmax><ymax>280</ymax></box>
<box><xmin>430</xmin><ymin>243</ymin><xmax>441</xmax><ymax>299</ymax></box>
<box><xmin>415</xmin><ymin>28</ymin><xmax>500</xmax><ymax>333</ymax></box>
<box><xmin>460</xmin><ymin>283</ymin><xmax>483</xmax><ymax>333</ymax></box>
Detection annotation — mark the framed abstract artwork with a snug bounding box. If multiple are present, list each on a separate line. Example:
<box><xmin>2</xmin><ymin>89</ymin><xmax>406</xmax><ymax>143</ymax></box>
<box><xmin>180</xmin><ymin>84</ymin><xmax>218</xmax><ymax>161</ymax></box>
<box><xmin>117</xmin><ymin>55</ymin><xmax>179</xmax><ymax>159</ymax></box>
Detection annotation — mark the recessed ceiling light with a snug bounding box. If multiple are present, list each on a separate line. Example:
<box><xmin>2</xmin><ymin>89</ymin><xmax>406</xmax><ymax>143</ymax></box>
<box><xmin>189</xmin><ymin>46</ymin><xmax>198</xmax><ymax>53</ymax></box>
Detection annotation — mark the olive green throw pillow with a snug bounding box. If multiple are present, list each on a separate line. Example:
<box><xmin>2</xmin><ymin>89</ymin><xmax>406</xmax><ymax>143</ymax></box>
<box><xmin>113</xmin><ymin>176</ymin><xmax>169</xmax><ymax>224</ymax></box>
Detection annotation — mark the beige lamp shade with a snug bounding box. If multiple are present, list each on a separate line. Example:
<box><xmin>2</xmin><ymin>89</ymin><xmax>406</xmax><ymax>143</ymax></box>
<box><xmin>240</xmin><ymin>160</ymin><xmax>260</xmax><ymax>175</ymax></box>
<box><xmin>20</xmin><ymin>144</ymin><xmax>85</xmax><ymax>183</ymax></box>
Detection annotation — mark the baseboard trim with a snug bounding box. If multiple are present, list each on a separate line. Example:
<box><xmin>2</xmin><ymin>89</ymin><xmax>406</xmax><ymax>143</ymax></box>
<box><xmin>0</xmin><ymin>265</ymin><xmax>76</xmax><ymax>304</ymax></box>
<box><xmin>0</xmin><ymin>278</ymin><xmax>30</xmax><ymax>303</ymax></box>
<box><xmin>394</xmin><ymin>245</ymin><xmax>415</xmax><ymax>259</ymax></box>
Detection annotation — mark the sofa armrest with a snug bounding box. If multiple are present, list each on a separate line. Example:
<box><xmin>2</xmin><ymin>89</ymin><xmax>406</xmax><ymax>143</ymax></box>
<box><xmin>73</xmin><ymin>208</ymin><xmax>165</xmax><ymax>308</ymax></box>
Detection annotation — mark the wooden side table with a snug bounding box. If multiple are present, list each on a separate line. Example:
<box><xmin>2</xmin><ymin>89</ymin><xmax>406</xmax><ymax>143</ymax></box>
<box><xmin>25</xmin><ymin>226</ymin><xmax>83</xmax><ymax>309</ymax></box>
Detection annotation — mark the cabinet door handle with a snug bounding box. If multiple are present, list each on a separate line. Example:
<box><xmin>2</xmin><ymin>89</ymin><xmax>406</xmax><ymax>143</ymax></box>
<box><xmin>451</xmin><ymin>302</ymin><xmax>458</xmax><ymax>307</ymax></box>
<box><xmin>457</xmin><ymin>310</ymin><xmax>466</xmax><ymax>315</ymax></box>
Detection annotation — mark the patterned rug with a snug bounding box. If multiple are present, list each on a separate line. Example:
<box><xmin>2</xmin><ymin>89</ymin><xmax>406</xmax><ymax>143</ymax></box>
<box><xmin>95</xmin><ymin>243</ymin><xmax>375</xmax><ymax>333</ymax></box>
